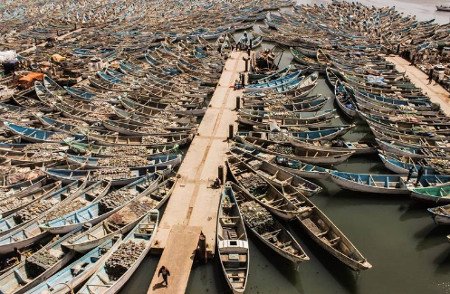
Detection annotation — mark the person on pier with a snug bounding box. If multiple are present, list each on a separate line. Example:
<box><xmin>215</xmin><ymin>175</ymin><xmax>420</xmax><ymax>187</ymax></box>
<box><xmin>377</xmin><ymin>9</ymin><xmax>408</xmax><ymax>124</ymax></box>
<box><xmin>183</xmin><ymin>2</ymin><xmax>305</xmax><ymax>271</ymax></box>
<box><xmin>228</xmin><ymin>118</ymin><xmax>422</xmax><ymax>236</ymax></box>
<box><xmin>158</xmin><ymin>266</ymin><xmax>171</xmax><ymax>287</ymax></box>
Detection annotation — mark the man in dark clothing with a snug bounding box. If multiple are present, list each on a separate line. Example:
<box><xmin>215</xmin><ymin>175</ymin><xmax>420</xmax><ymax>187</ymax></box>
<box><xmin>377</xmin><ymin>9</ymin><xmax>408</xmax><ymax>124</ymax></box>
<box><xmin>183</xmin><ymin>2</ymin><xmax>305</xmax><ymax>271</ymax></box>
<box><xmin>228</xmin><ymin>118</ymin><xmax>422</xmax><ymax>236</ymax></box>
<box><xmin>406</xmin><ymin>166</ymin><xmax>414</xmax><ymax>182</ymax></box>
<box><xmin>415</xmin><ymin>166</ymin><xmax>425</xmax><ymax>186</ymax></box>
<box><xmin>158</xmin><ymin>266</ymin><xmax>170</xmax><ymax>286</ymax></box>
<box><xmin>428</xmin><ymin>68</ymin><xmax>434</xmax><ymax>85</ymax></box>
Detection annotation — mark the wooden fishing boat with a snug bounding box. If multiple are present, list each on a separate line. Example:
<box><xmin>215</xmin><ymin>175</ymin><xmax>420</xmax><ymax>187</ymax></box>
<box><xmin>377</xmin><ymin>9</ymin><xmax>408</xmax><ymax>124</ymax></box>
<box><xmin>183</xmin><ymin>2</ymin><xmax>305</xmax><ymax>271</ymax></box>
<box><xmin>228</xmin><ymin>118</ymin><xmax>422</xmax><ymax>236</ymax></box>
<box><xmin>25</xmin><ymin>238</ymin><xmax>119</xmax><ymax>294</ymax></box>
<box><xmin>251</xmin><ymin>125</ymin><xmax>353</xmax><ymax>141</ymax></box>
<box><xmin>229</xmin><ymin>143</ymin><xmax>330</xmax><ymax>180</ymax></box>
<box><xmin>0</xmin><ymin>181</ymin><xmax>61</xmax><ymax>220</ymax></box>
<box><xmin>227</xmin><ymin>155</ymin><xmax>301</xmax><ymax>220</ymax></box>
<box><xmin>236</xmin><ymin>135</ymin><xmax>354</xmax><ymax>165</ymax></box>
<box><xmin>77</xmin><ymin>210</ymin><xmax>159</xmax><ymax>294</ymax></box>
<box><xmin>409</xmin><ymin>184</ymin><xmax>450</xmax><ymax>204</ymax></box>
<box><xmin>378</xmin><ymin>151</ymin><xmax>438</xmax><ymax>175</ymax></box>
<box><xmin>229</xmin><ymin>148</ymin><xmax>322</xmax><ymax>196</ymax></box>
<box><xmin>427</xmin><ymin>205</ymin><xmax>450</xmax><ymax>225</ymax></box>
<box><xmin>63</xmin><ymin>176</ymin><xmax>175</xmax><ymax>252</ymax></box>
<box><xmin>64</xmin><ymin>86</ymin><xmax>96</xmax><ymax>101</ymax></box>
<box><xmin>3</xmin><ymin>122</ymin><xmax>84</xmax><ymax>143</ymax></box>
<box><xmin>0</xmin><ymin>176</ymin><xmax>47</xmax><ymax>201</ymax></box>
<box><xmin>0</xmin><ymin>181</ymin><xmax>110</xmax><ymax>255</ymax></box>
<box><xmin>63</xmin><ymin>139</ymin><xmax>179</xmax><ymax>158</ymax></box>
<box><xmin>230</xmin><ymin>183</ymin><xmax>309</xmax><ymax>267</ymax></box>
<box><xmin>217</xmin><ymin>184</ymin><xmax>249</xmax><ymax>294</ymax></box>
<box><xmin>331</xmin><ymin>171</ymin><xmax>450</xmax><ymax>194</ymax></box>
<box><xmin>0</xmin><ymin>229</ymin><xmax>80</xmax><ymax>294</ymax></box>
<box><xmin>334</xmin><ymin>80</ymin><xmax>357</xmax><ymax>118</ymax></box>
<box><xmin>290</xmin><ymin>138</ymin><xmax>377</xmax><ymax>155</ymax></box>
<box><xmin>39</xmin><ymin>173</ymin><xmax>163</xmax><ymax>234</ymax></box>
<box><xmin>244</xmin><ymin>71</ymin><xmax>302</xmax><ymax>92</ymax></box>
<box><xmin>85</xmin><ymin>132</ymin><xmax>191</xmax><ymax>148</ymax></box>
<box><xmin>44</xmin><ymin>165</ymin><xmax>171</xmax><ymax>186</ymax></box>
<box><xmin>66</xmin><ymin>153</ymin><xmax>182</xmax><ymax>169</ymax></box>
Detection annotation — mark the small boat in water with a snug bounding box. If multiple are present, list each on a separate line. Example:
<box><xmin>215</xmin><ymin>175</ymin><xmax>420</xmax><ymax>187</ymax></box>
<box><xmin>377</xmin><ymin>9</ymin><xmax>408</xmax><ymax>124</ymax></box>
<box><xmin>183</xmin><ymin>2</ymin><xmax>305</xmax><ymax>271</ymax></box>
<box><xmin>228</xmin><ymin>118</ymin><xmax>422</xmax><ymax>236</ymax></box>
<box><xmin>410</xmin><ymin>184</ymin><xmax>450</xmax><ymax>204</ymax></box>
<box><xmin>427</xmin><ymin>205</ymin><xmax>450</xmax><ymax>225</ymax></box>
<box><xmin>77</xmin><ymin>210</ymin><xmax>159</xmax><ymax>294</ymax></box>
<box><xmin>217</xmin><ymin>184</ymin><xmax>249</xmax><ymax>294</ymax></box>
<box><xmin>230</xmin><ymin>183</ymin><xmax>309</xmax><ymax>267</ymax></box>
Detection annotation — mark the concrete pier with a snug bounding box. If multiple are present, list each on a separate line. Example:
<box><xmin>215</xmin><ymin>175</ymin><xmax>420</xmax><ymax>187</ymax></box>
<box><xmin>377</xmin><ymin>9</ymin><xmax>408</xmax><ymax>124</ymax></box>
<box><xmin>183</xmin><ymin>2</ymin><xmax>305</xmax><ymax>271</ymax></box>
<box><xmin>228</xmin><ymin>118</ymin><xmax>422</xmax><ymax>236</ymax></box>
<box><xmin>148</xmin><ymin>51</ymin><xmax>245</xmax><ymax>293</ymax></box>
<box><xmin>386</xmin><ymin>55</ymin><xmax>450</xmax><ymax>115</ymax></box>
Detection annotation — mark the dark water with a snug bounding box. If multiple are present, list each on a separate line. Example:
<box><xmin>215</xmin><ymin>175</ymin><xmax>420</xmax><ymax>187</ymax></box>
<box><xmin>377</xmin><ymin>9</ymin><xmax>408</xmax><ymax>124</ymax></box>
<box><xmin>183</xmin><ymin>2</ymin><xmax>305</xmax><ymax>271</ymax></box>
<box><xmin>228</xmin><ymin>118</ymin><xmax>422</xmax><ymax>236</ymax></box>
<box><xmin>120</xmin><ymin>3</ymin><xmax>450</xmax><ymax>294</ymax></box>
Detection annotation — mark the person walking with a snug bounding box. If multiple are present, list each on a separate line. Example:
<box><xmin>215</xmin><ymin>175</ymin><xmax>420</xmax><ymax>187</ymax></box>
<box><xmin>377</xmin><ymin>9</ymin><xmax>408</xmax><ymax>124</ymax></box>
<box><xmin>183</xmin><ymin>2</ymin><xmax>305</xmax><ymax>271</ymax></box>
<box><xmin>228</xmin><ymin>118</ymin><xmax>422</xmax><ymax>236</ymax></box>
<box><xmin>428</xmin><ymin>67</ymin><xmax>434</xmax><ymax>85</ymax></box>
<box><xmin>158</xmin><ymin>266</ymin><xmax>170</xmax><ymax>286</ymax></box>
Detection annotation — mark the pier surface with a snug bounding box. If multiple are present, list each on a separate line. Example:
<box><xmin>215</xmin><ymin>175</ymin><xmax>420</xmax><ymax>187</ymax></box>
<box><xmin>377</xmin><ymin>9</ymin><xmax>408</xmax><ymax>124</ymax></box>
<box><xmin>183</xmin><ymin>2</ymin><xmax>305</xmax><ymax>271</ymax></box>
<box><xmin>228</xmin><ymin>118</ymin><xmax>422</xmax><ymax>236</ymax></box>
<box><xmin>149</xmin><ymin>51</ymin><xmax>245</xmax><ymax>293</ymax></box>
<box><xmin>148</xmin><ymin>225</ymin><xmax>201</xmax><ymax>293</ymax></box>
<box><xmin>386</xmin><ymin>55</ymin><xmax>450</xmax><ymax>115</ymax></box>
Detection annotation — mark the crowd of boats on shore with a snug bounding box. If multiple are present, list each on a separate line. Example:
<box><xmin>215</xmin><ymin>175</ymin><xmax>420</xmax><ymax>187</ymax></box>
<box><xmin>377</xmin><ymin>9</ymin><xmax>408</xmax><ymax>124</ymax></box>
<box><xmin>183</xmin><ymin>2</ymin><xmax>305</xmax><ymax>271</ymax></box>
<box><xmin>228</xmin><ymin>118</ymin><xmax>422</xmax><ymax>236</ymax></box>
<box><xmin>0</xmin><ymin>0</ymin><xmax>449</xmax><ymax>293</ymax></box>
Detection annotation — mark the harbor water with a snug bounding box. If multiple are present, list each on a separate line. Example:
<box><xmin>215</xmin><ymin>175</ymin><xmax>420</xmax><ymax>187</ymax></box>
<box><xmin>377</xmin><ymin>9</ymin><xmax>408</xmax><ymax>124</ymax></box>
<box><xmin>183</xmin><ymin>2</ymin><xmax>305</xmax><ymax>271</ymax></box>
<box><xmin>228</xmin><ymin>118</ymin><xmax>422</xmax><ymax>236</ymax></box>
<box><xmin>121</xmin><ymin>2</ymin><xmax>450</xmax><ymax>294</ymax></box>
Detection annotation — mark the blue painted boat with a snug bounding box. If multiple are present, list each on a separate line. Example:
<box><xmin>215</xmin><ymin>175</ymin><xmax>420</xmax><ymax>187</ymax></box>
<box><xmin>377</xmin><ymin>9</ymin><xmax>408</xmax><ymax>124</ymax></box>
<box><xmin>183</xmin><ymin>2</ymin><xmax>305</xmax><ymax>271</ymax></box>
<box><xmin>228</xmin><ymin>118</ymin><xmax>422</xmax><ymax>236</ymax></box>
<box><xmin>97</xmin><ymin>71</ymin><xmax>122</xmax><ymax>84</ymax></box>
<box><xmin>35</xmin><ymin>114</ymin><xmax>87</xmax><ymax>135</ymax></box>
<box><xmin>0</xmin><ymin>228</ymin><xmax>81</xmax><ymax>294</ymax></box>
<box><xmin>331</xmin><ymin>171</ymin><xmax>450</xmax><ymax>195</ymax></box>
<box><xmin>3</xmin><ymin>122</ymin><xmax>84</xmax><ymax>143</ymax></box>
<box><xmin>64</xmin><ymin>86</ymin><xmax>96</xmax><ymax>101</ymax></box>
<box><xmin>245</xmin><ymin>70</ymin><xmax>302</xmax><ymax>92</ymax></box>
<box><xmin>0</xmin><ymin>181</ymin><xmax>110</xmax><ymax>255</ymax></box>
<box><xmin>378</xmin><ymin>152</ymin><xmax>438</xmax><ymax>175</ymax></box>
<box><xmin>77</xmin><ymin>210</ymin><xmax>159</xmax><ymax>294</ymax></box>
<box><xmin>25</xmin><ymin>238</ymin><xmax>120</xmax><ymax>294</ymax></box>
<box><xmin>44</xmin><ymin>165</ymin><xmax>171</xmax><ymax>186</ymax></box>
<box><xmin>39</xmin><ymin>173</ymin><xmax>163</xmax><ymax>234</ymax></box>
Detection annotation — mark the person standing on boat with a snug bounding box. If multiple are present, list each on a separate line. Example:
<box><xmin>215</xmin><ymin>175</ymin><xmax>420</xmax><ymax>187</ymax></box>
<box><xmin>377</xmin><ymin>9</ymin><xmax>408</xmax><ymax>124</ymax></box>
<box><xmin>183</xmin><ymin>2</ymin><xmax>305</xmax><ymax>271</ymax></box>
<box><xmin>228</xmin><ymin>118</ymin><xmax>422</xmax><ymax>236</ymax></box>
<box><xmin>415</xmin><ymin>166</ymin><xmax>425</xmax><ymax>186</ymax></box>
<box><xmin>406</xmin><ymin>166</ymin><xmax>414</xmax><ymax>182</ymax></box>
<box><xmin>158</xmin><ymin>266</ymin><xmax>170</xmax><ymax>286</ymax></box>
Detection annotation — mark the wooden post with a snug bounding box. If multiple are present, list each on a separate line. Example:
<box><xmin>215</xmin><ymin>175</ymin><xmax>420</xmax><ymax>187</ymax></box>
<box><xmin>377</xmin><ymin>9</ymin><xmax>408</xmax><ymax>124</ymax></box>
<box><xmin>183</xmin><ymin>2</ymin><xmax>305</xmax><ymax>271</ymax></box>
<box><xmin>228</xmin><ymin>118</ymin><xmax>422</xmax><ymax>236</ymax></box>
<box><xmin>235</xmin><ymin>96</ymin><xmax>241</xmax><ymax>110</ymax></box>
<box><xmin>197</xmin><ymin>232</ymin><xmax>207</xmax><ymax>263</ymax></box>
<box><xmin>218</xmin><ymin>165</ymin><xmax>224</xmax><ymax>184</ymax></box>
<box><xmin>228</xmin><ymin>124</ymin><xmax>234</xmax><ymax>140</ymax></box>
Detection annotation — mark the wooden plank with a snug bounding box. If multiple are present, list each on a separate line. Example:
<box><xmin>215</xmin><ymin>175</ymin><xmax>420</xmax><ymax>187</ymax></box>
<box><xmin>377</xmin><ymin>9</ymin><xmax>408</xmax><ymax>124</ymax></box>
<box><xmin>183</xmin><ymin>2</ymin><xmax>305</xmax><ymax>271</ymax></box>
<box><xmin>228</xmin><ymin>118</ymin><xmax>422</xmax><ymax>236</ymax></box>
<box><xmin>148</xmin><ymin>225</ymin><xmax>201</xmax><ymax>294</ymax></box>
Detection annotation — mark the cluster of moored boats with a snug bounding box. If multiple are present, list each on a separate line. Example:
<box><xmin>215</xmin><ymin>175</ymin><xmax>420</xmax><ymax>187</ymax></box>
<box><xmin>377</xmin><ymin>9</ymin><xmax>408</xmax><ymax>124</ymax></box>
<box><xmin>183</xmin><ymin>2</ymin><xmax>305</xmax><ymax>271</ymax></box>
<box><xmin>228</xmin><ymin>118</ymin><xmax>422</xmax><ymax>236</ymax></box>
<box><xmin>0</xmin><ymin>0</ymin><xmax>450</xmax><ymax>293</ymax></box>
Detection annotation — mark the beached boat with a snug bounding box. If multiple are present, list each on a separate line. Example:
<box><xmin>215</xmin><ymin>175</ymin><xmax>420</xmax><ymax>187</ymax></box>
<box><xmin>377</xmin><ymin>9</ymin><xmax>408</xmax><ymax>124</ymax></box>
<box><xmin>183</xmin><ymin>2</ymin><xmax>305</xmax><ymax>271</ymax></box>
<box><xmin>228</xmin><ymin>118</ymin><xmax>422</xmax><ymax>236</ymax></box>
<box><xmin>217</xmin><ymin>184</ymin><xmax>249</xmax><ymax>294</ymax></box>
<box><xmin>230</xmin><ymin>183</ymin><xmax>309</xmax><ymax>267</ymax></box>
<box><xmin>63</xmin><ymin>176</ymin><xmax>175</xmax><ymax>252</ymax></box>
<box><xmin>66</xmin><ymin>153</ymin><xmax>182</xmax><ymax>169</ymax></box>
<box><xmin>77</xmin><ymin>210</ymin><xmax>159</xmax><ymax>294</ymax></box>
<box><xmin>44</xmin><ymin>165</ymin><xmax>171</xmax><ymax>186</ymax></box>
<box><xmin>3</xmin><ymin>122</ymin><xmax>84</xmax><ymax>143</ymax></box>
<box><xmin>24</xmin><ymin>238</ymin><xmax>119</xmax><ymax>294</ymax></box>
<box><xmin>64</xmin><ymin>139</ymin><xmax>179</xmax><ymax>158</ymax></box>
<box><xmin>39</xmin><ymin>172</ymin><xmax>164</xmax><ymax>234</ymax></box>
<box><xmin>0</xmin><ymin>229</ymin><xmax>80</xmax><ymax>294</ymax></box>
<box><xmin>0</xmin><ymin>181</ymin><xmax>110</xmax><ymax>255</ymax></box>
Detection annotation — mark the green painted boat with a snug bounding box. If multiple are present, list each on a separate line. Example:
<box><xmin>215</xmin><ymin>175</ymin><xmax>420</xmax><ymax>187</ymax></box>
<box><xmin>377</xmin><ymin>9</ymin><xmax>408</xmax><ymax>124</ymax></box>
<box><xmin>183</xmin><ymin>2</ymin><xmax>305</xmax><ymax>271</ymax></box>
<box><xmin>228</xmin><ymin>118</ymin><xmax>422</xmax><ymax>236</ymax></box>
<box><xmin>410</xmin><ymin>184</ymin><xmax>450</xmax><ymax>204</ymax></box>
